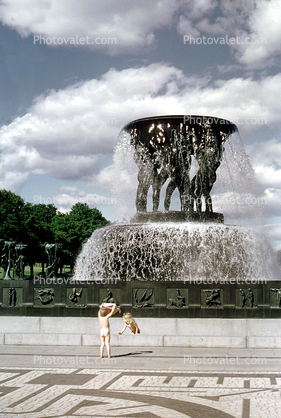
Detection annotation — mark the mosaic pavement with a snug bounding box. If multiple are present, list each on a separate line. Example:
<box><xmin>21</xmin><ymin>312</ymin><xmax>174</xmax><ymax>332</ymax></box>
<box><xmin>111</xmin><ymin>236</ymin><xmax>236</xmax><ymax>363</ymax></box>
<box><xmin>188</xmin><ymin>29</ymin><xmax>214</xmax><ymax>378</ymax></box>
<box><xmin>1</xmin><ymin>367</ymin><xmax>281</xmax><ymax>417</ymax></box>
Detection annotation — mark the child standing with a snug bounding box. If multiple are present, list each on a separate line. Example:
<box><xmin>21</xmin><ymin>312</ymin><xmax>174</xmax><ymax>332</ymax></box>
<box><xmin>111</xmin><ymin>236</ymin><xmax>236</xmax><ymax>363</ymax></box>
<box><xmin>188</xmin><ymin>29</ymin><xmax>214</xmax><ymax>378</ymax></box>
<box><xmin>118</xmin><ymin>313</ymin><xmax>140</xmax><ymax>335</ymax></box>
<box><xmin>98</xmin><ymin>302</ymin><xmax>121</xmax><ymax>358</ymax></box>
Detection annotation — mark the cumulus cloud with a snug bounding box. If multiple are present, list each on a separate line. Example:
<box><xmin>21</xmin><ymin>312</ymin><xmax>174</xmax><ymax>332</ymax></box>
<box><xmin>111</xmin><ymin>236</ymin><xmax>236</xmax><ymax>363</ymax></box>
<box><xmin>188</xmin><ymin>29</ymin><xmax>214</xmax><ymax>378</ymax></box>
<box><xmin>177</xmin><ymin>16</ymin><xmax>200</xmax><ymax>38</ymax></box>
<box><xmin>237</xmin><ymin>0</ymin><xmax>281</xmax><ymax>67</ymax></box>
<box><xmin>178</xmin><ymin>0</ymin><xmax>281</xmax><ymax>68</ymax></box>
<box><xmin>180</xmin><ymin>0</ymin><xmax>218</xmax><ymax>20</ymax></box>
<box><xmin>0</xmin><ymin>0</ymin><xmax>179</xmax><ymax>54</ymax></box>
<box><xmin>1</xmin><ymin>0</ymin><xmax>280</xmax><ymax>66</ymax></box>
<box><xmin>0</xmin><ymin>63</ymin><xmax>185</xmax><ymax>190</ymax></box>
<box><xmin>247</xmin><ymin>138</ymin><xmax>281</xmax><ymax>188</ymax></box>
<box><xmin>245</xmin><ymin>138</ymin><xmax>281</xmax><ymax>224</ymax></box>
<box><xmin>265</xmin><ymin>223</ymin><xmax>281</xmax><ymax>250</ymax></box>
<box><xmin>1</xmin><ymin>63</ymin><xmax>281</xmax><ymax>194</ymax></box>
<box><xmin>49</xmin><ymin>186</ymin><xmax>117</xmax><ymax>214</ymax></box>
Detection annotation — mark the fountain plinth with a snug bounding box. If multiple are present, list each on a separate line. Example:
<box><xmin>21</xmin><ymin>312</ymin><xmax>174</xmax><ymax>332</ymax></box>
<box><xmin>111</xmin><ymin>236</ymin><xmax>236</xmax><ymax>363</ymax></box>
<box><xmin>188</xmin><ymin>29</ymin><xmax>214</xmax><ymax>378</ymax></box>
<box><xmin>130</xmin><ymin>210</ymin><xmax>224</xmax><ymax>223</ymax></box>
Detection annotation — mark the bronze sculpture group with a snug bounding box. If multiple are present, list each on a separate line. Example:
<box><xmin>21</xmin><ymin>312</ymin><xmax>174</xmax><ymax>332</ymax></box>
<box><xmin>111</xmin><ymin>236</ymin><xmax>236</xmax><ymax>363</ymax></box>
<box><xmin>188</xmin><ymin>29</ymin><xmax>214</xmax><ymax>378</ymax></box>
<box><xmin>125</xmin><ymin>117</ymin><xmax>237</xmax><ymax>215</ymax></box>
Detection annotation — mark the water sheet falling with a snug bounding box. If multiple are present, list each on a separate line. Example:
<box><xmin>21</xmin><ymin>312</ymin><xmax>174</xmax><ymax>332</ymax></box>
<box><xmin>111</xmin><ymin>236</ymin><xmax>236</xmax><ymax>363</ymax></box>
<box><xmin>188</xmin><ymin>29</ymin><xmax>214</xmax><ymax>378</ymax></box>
<box><xmin>74</xmin><ymin>222</ymin><xmax>279</xmax><ymax>282</ymax></box>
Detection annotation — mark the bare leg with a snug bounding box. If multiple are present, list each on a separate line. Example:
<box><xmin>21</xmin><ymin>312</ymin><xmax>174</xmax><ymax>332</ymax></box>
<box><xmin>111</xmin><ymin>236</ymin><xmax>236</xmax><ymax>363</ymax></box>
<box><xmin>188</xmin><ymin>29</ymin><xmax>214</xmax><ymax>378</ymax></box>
<box><xmin>100</xmin><ymin>336</ymin><xmax>105</xmax><ymax>358</ymax></box>
<box><xmin>105</xmin><ymin>334</ymin><xmax>111</xmax><ymax>358</ymax></box>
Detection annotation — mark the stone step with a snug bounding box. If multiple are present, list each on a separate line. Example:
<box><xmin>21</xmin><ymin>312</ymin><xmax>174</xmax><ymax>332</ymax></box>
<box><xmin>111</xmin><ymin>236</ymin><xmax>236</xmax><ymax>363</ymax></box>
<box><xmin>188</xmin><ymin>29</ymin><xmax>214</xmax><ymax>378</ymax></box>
<box><xmin>1</xmin><ymin>317</ymin><xmax>281</xmax><ymax>348</ymax></box>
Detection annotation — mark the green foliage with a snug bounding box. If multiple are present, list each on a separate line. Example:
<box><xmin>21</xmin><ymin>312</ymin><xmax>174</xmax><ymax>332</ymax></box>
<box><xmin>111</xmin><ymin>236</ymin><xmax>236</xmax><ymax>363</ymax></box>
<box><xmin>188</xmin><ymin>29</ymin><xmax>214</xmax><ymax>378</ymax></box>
<box><xmin>21</xmin><ymin>202</ymin><xmax>57</xmax><ymax>262</ymax></box>
<box><xmin>0</xmin><ymin>190</ymin><xmax>110</xmax><ymax>269</ymax></box>
<box><xmin>0</xmin><ymin>190</ymin><xmax>26</xmax><ymax>241</ymax></box>
<box><xmin>51</xmin><ymin>202</ymin><xmax>110</xmax><ymax>268</ymax></box>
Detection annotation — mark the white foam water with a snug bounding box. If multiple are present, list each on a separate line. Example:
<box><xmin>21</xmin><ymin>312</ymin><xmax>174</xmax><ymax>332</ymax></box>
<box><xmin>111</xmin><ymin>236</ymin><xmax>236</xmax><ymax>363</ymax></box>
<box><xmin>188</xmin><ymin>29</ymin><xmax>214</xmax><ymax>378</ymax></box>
<box><xmin>73</xmin><ymin>222</ymin><xmax>280</xmax><ymax>282</ymax></box>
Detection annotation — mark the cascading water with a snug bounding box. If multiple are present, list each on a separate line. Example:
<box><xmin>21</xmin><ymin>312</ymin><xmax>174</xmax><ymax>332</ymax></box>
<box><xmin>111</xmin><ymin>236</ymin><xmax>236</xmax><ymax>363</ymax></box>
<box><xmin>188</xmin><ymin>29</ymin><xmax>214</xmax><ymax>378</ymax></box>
<box><xmin>73</xmin><ymin>115</ymin><xmax>280</xmax><ymax>283</ymax></box>
<box><xmin>74</xmin><ymin>223</ymin><xmax>278</xmax><ymax>282</ymax></box>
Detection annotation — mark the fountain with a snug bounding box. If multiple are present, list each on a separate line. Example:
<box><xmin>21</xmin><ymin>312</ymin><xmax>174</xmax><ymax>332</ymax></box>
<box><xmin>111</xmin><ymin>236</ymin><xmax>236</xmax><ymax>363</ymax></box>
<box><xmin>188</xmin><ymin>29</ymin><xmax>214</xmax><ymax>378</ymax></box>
<box><xmin>1</xmin><ymin>115</ymin><xmax>281</xmax><ymax>349</ymax></box>
<box><xmin>74</xmin><ymin>115</ymin><xmax>279</xmax><ymax>286</ymax></box>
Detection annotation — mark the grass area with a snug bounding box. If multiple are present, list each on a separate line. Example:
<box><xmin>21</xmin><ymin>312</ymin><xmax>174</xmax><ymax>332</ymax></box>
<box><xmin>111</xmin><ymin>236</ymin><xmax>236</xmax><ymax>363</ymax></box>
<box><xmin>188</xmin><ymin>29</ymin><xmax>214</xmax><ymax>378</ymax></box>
<box><xmin>0</xmin><ymin>265</ymin><xmax>72</xmax><ymax>279</ymax></box>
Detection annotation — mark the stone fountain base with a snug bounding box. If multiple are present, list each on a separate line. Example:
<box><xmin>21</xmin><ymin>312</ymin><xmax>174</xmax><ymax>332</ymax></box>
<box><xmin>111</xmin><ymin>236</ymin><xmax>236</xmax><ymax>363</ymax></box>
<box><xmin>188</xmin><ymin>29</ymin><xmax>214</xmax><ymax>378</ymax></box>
<box><xmin>1</xmin><ymin>278</ymin><xmax>281</xmax><ymax>348</ymax></box>
<box><xmin>1</xmin><ymin>278</ymin><xmax>281</xmax><ymax>318</ymax></box>
<box><xmin>1</xmin><ymin>316</ymin><xmax>281</xmax><ymax>348</ymax></box>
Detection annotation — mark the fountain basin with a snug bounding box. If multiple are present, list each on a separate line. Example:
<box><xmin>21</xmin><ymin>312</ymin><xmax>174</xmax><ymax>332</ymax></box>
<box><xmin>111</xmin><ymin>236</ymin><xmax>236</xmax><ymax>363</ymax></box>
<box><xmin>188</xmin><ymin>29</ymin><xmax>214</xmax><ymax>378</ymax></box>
<box><xmin>74</xmin><ymin>222</ymin><xmax>279</xmax><ymax>282</ymax></box>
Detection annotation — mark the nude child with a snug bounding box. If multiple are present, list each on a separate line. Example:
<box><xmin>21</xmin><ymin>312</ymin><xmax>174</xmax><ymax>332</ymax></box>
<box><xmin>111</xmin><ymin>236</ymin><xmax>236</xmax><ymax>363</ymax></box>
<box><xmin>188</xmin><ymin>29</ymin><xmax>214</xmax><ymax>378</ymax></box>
<box><xmin>98</xmin><ymin>302</ymin><xmax>121</xmax><ymax>358</ymax></box>
<box><xmin>118</xmin><ymin>313</ymin><xmax>140</xmax><ymax>335</ymax></box>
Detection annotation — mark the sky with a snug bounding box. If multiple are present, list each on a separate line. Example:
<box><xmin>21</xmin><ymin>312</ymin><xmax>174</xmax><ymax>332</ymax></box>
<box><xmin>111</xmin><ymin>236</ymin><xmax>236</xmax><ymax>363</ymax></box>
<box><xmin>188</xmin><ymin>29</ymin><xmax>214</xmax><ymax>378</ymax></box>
<box><xmin>0</xmin><ymin>0</ymin><xmax>281</xmax><ymax>249</ymax></box>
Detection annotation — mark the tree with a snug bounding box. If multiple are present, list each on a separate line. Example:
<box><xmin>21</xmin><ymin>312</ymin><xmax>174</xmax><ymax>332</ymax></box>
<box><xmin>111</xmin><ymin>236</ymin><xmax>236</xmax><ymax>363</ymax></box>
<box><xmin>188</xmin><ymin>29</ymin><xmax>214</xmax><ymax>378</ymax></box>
<box><xmin>0</xmin><ymin>191</ymin><xmax>110</xmax><ymax>273</ymax></box>
<box><xmin>51</xmin><ymin>203</ymin><xmax>110</xmax><ymax>270</ymax></box>
<box><xmin>21</xmin><ymin>203</ymin><xmax>57</xmax><ymax>265</ymax></box>
<box><xmin>0</xmin><ymin>190</ymin><xmax>26</xmax><ymax>241</ymax></box>
<box><xmin>0</xmin><ymin>190</ymin><xmax>58</xmax><ymax>272</ymax></box>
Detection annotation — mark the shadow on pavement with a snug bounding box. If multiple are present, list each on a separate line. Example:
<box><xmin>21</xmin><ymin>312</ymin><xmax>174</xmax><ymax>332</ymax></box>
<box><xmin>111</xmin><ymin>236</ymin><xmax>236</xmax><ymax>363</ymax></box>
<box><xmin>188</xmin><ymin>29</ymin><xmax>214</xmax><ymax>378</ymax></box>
<box><xmin>112</xmin><ymin>350</ymin><xmax>153</xmax><ymax>358</ymax></box>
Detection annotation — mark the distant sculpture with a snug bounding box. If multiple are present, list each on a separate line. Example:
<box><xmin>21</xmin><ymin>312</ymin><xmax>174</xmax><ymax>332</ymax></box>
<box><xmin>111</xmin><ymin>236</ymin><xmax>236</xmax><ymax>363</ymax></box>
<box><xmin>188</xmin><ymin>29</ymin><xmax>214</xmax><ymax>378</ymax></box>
<box><xmin>239</xmin><ymin>289</ymin><xmax>246</xmax><ymax>308</ymax></box>
<box><xmin>168</xmin><ymin>288</ymin><xmax>186</xmax><ymax>308</ymax></box>
<box><xmin>124</xmin><ymin>116</ymin><xmax>236</xmax><ymax>215</ymax></box>
<box><xmin>102</xmin><ymin>289</ymin><xmax>120</xmax><ymax>307</ymax></box>
<box><xmin>14</xmin><ymin>244</ymin><xmax>28</xmax><ymax>279</ymax></box>
<box><xmin>35</xmin><ymin>288</ymin><xmax>54</xmax><ymax>305</ymax></box>
<box><xmin>69</xmin><ymin>288</ymin><xmax>83</xmax><ymax>304</ymax></box>
<box><xmin>9</xmin><ymin>287</ymin><xmax>17</xmax><ymax>306</ymax></box>
<box><xmin>45</xmin><ymin>243</ymin><xmax>62</xmax><ymax>278</ymax></box>
<box><xmin>271</xmin><ymin>288</ymin><xmax>281</xmax><ymax>307</ymax></box>
<box><xmin>0</xmin><ymin>239</ymin><xmax>5</xmax><ymax>278</ymax></box>
<box><xmin>247</xmin><ymin>288</ymin><xmax>254</xmax><ymax>308</ymax></box>
<box><xmin>134</xmin><ymin>288</ymin><xmax>154</xmax><ymax>308</ymax></box>
<box><xmin>0</xmin><ymin>239</ymin><xmax>5</xmax><ymax>263</ymax></box>
<box><xmin>203</xmin><ymin>289</ymin><xmax>221</xmax><ymax>307</ymax></box>
<box><xmin>239</xmin><ymin>288</ymin><xmax>255</xmax><ymax>308</ymax></box>
<box><xmin>2</xmin><ymin>241</ymin><xmax>16</xmax><ymax>279</ymax></box>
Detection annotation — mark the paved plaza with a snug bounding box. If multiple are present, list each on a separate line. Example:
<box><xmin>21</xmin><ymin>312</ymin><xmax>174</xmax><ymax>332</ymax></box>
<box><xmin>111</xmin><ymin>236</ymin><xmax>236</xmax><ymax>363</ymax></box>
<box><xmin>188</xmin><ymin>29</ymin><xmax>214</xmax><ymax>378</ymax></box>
<box><xmin>1</xmin><ymin>346</ymin><xmax>281</xmax><ymax>417</ymax></box>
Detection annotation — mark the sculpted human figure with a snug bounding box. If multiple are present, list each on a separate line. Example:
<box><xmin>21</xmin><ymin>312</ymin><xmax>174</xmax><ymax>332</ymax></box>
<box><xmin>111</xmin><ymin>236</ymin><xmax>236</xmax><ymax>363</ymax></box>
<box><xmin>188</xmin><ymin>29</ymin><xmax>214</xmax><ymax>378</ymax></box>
<box><xmin>14</xmin><ymin>244</ymin><xmax>28</xmax><ymax>279</ymax></box>
<box><xmin>239</xmin><ymin>289</ymin><xmax>246</xmax><ymax>308</ymax></box>
<box><xmin>126</xmin><ymin>117</ymin><xmax>234</xmax><ymax>215</ymax></box>
<box><xmin>204</xmin><ymin>289</ymin><xmax>221</xmax><ymax>307</ymax></box>
<box><xmin>45</xmin><ymin>243</ymin><xmax>62</xmax><ymax>278</ymax></box>
<box><xmin>69</xmin><ymin>288</ymin><xmax>83</xmax><ymax>304</ymax></box>
<box><xmin>3</xmin><ymin>241</ymin><xmax>16</xmax><ymax>279</ymax></box>
<box><xmin>9</xmin><ymin>287</ymin><xmax>17</xmax><ymax>306</ymax></box>
<box><xmin>246</xmin><ymin>289</ymin><xmax>254</xmax><ymax>308</ymax></box>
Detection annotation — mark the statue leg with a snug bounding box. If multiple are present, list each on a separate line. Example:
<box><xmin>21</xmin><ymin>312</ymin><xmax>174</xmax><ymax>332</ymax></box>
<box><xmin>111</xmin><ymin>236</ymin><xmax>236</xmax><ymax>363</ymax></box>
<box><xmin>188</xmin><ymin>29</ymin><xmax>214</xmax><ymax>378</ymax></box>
<box><xmin>152</xmin><ymin>171</ymin><xmax>161</xmax><ymax>212</ymax></box>
<box><xmin>196</xmin><ymin>195</ymin><xmax>202</xmax><ymax>213</ymax></box>
<box><xmin>164</xmin><ymin>179</ymin><xmax>177</xmax><ymax>211</ymax></box>
<box><xmin>136</xmin><ymin>167</ymin><xmax>152</xmax><ymax>212</ymax></box>
<box><xmin>152</xmin><ymin>168</ymin><xmax>169</xmax><ymax>211</ymax></box>
<box><xmin>179</xmin><ymin>175</ymin><xmax>191</xmax><ymax>212</ymax></box>
<box><xmin>205</xmin><ymin>193</ymin><xmax>212</xmax><ymax>213</ymax></box>
<box><xmin>194</xmin><ymin>171</ymin><xmax>203</xmax><ymax>213</ymax></box>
